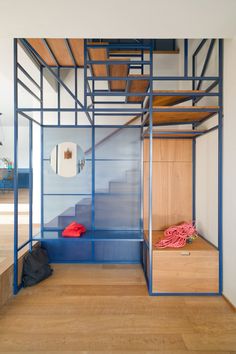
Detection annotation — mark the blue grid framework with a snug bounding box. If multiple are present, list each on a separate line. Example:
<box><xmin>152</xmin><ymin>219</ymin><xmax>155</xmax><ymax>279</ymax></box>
<box><xmin>13</xmin><ymin>38</ymin><xmax>223</xmax><ymax>296</ymax></box>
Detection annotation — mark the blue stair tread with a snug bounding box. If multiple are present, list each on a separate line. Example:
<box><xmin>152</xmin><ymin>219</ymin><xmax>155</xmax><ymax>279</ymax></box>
<box><xmin>34</xmin><ymin>230</ymin><xmax>144</xmax><ymax>241</ymax></box>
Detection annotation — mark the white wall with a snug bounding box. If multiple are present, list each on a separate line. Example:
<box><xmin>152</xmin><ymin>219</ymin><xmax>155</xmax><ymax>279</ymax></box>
<box><xmin>223</xmin><ymin>39</ymin><xmax>236</xmax><ymax>307</ymax></box>
<box><xmin>0</xmin><ymin>0</ymin><xmax>236</xmax><ymax>38</ymax></box>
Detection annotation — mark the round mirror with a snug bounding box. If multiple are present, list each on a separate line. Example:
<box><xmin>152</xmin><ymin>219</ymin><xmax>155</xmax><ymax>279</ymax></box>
<box><xmin>50</xmin><ymin>142</ymin><xmax>85</xmax><ymax>178</ymax></box>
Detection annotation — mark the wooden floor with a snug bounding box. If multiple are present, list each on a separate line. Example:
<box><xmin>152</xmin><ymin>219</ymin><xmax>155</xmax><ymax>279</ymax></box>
<box><xmin>0</xmin><ymin>264</ymin><xmax>235</xmax><ymax>353</ymax></box>
<box><xmin>1</xmin><ymin>191</ymin><xmax>236</xmax><ymax>352</ymax></box>
<box><xmin>0</xmin><ymin>189</ymin><xmax>39</xmax><ymax>273</ymax></box>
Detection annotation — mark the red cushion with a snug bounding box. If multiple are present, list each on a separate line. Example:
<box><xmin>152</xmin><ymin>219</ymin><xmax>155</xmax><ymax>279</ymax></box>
<box><xmin>62</xmin><ymin>222</ymin><xmax>86</xmax><ymax>238</ymax></box>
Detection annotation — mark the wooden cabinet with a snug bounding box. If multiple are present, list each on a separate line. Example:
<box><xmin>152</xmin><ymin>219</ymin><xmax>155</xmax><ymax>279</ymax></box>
<box><xmin>150</xmin><ymin>231</ymin><xmax>219</xmax><ymax>293</ymax></box>
<box><xmin>143</xmin><ymin>139</ymin><xmax>219</xmax><ymax>294</ymax></box>
<box><xmin>143</xmin><ymin>139</ymin><xmax>192</xmax><ymax>231</ymax></box>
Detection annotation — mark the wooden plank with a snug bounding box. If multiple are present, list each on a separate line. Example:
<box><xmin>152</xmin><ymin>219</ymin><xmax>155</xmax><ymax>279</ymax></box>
<box><xmin>68</xmin><ymin>38</ymin><xmax>84</xmax><ymax>66</ymax></box>
<box><xmin>87</xmin><ymin>42</ymin><xmax>108</xmax><ymax>77</ymax></box>
<box><xmin>152</xmin><ymin>106</ymin><xmax>218</xmax><ymax>125</ymax></box>
<box><xmin>183</xmin><ymin>333</ymin><xmax>236</xmax><ymax>352</ymax></box>
<box><xmin>109</xmin><ymin>58</ymin><xmax>129</xmax><ymax>91</ymax></box>
<box><xmin>46</xmin><ymin>39</ymin><xmax>74</xmax><ymax>66</ymax></box>
<box><xmin>149</xmin><ymin>90</ymin><xmax>205</xmax><ymax>107</ymax></box>
<box><xmin>27</xmin><ymin>39</ymin><xmax>57</xmax><ymax>66</ymax></box>
<box><xmin>127</xmin><ymin>75</ymin><xmax>150</xmax><ymax>103</ymax></box>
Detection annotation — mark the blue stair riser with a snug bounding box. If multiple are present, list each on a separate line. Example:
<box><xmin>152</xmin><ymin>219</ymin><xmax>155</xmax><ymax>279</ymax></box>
<box><xmin>42</xmin><ymin>239</ymin><xmax>142</xmax><ymax>263</ymax></box>
<box><xmin>58</xmin><ymin>205</ymin><xmax>140</xmax><ymax>228</ymax></box>
<box><xmin>109</xmin><ymin>181</ymin><xmax>139</xmax><ymax>193</ymax></box>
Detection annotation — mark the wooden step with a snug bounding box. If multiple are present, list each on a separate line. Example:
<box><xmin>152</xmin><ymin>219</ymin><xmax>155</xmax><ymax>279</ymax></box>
<box><xmin>87</xmin><ymin>42</ymin><xmax>109</xmax><ymax>77</ymax></box>
<box><xmin>150</xmin><ymin>90</ymin><xmax>205</xmax><ymax>107</ymax></box>
<box><xmin>127</xmin><ymin>75</ymin><xmax>150</xmax><ymax>103</ymax></box>
<box><xmin>28</xmin><ymin>38</ymin><xmax>83</xmax><ymax>66</ymax></box>
<box><xmin>109</xmin><ymin>58</ymin><xmax>129</xmax><ymax>91</ymax></box>
<box><xmin>151</xmin><ymin>106</ymin><xmax>218</xmax><ymax>125</ymax></box>
<box><xmin>88</xmin><ymin>44</ymin><xmax>130</xmax><ymax>91</ymax></box>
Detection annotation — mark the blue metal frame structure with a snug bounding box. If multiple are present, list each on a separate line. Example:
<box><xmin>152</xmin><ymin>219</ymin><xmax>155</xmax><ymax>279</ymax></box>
<box><xmin>13</xmin><ymin>38</ymin><xmax>223</xmax><ymax>296</ymax></box>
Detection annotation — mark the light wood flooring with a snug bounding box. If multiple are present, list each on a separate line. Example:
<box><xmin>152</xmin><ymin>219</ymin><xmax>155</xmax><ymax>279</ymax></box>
<box><xmin>0</xmin><ymin>191</ymin><xmax>236</xmax><ymax>353</ymax></box>
<box><xmin>0</xmin><ymin>263</ymin><xmax>235</xmax><ymax>353</ymax></box>
<box><xmin>0</xmin><ymin>189</ymin><xmax>39</xmax><ymax>273</ymax></box>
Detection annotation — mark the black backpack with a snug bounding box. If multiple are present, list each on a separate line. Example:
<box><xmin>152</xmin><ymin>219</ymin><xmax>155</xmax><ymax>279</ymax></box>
<box><xmin>22</xmin><ymin>247</ymin><xmax>53</xmax><ymax>287</ymax></box>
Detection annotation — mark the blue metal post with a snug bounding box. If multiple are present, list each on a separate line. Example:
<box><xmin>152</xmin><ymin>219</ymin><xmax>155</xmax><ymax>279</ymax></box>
<box><xmin>57</xmin><ymin>67</ymin><xmax>60</xmax><ymax>125</ymax></box>
<box><xmin>40</xmin><ymin>66</ymin><xmax>44</xmax><ymax>234</ymax></box>
<box><xmin>140</xmin><ymin>43</ymin><xmax>145</xmax><ymax>231</ymax></box>
<box><xmin>192</xmin><ymin>55</ymin><xmax>195</xmax><ymax>91</ymax></box>
<box><xmin>184</xmin><ymin>39</ymin><xmax>188</xmax><ymax>77</ymax></box>
<box><xmin>218</xmin><ymin>39</ymin><xmax>223</xmax><ymax>294</ymax></box>
<box><xmin>148</xmin><ymin>41</ymin><xmax>153</xmax><ymax>295</ymax></box>
<box><xmin>192</xmin><ymin>138</ymin><xmax>196</xmax><ymax>222</ymax></box>
<box><xmin>84</xmin><ymin>39</ymin><xmax>87</xmax><ymax>109</ymax></box>
<box><xmin>140</xmin><ymin>105</ymin><xmax>144</xmax><ymax>232</ymax></box>
<box><xmin>13</xmin><ymin>38</ymin><xmax>19</xmax><ymax>294</ymax></box>
<box><xmin>75</xmin><ymin>67</ymin><xmax>78</xmax><ymax>125</ymax></box>
<box><xmin>29</xmin><ymin>119</ymin><xmax>33</xmax><ymax>251</ymax></box>
<box><xmin>91</xmin><ymin>88</ymin><xmax>95</xmax><ymax>232</ymax></box>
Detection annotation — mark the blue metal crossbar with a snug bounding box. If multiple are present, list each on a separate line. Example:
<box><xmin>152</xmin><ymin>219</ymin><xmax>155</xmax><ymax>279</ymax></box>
<box><xmin>17</xmin><ymin>79</ymin><xmax>42</xmax><ymax>102</ymax></box>
<box><xmin>17</xmin><ymin>63</ymin><xmax>41</xmax><ymax>89</ymax></box>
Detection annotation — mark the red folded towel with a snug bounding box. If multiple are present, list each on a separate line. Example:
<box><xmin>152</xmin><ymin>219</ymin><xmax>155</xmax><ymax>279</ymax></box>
<box><xmin>62</xmin><ymin>221</ymin><xmax>86</xmax><ymax>238</ymax></box>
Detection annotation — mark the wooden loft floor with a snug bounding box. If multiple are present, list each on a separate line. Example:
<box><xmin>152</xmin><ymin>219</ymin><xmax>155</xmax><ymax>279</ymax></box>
<box><xmin>27</xmin><ymin>38</ymin><xmax>84</xmax><ymax>66</ymax></box>
<box><xmin>26</xmin><ymin>39</ymin><xmax>179</xmax><ymax>68</ymax></box>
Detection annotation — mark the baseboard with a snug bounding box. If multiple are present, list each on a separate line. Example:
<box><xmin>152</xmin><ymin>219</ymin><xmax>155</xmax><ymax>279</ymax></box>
<box><xmin>223</xmin><ymin>294</ymin><xmax>236</xmax><ymax>311</ymax></box>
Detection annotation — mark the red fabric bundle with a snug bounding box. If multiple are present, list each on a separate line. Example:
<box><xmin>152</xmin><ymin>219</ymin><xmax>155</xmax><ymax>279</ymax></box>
<box><xmin>62</xmin><ymin>222</ymin><xmax>86</xmax><ymax>238</ymax></box>
<box><xmin>155</xmin><ymin>222</ymin><xmax>197</xmax><ymax>249</ymax></box>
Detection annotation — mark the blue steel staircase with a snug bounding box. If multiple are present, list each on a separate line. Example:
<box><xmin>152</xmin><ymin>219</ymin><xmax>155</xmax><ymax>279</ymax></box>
<box><xmin>46</xmin><ymin>168</ymin><xmax>140</xmax><ymax>230</ymax></box>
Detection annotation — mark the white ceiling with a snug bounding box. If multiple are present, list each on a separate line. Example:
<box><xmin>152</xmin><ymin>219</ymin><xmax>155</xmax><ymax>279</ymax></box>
<box><xmin>0</xmin><ymin>0</ymin><xmax>236</xmax><ymax>39</ymax></box>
